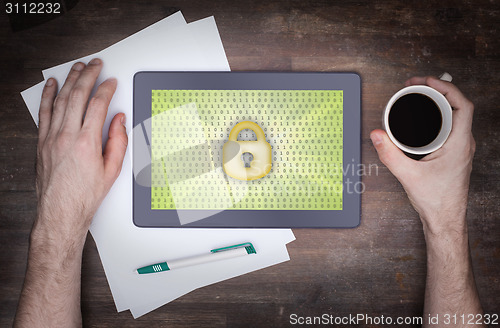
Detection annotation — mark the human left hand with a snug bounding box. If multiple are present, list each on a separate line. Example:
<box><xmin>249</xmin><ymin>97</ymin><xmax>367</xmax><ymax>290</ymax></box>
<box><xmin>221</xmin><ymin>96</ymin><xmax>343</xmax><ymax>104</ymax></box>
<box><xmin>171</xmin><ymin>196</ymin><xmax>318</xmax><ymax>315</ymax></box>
<box><xmin>34</xmin><ymin>58</ymin><xmax>128</xmax><ymax>243</ymax></box>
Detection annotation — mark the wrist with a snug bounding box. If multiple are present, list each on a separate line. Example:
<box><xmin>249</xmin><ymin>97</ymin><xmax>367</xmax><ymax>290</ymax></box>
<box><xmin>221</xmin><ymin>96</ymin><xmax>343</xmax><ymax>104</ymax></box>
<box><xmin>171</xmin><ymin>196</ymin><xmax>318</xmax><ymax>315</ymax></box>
<box><xmin>31</xmin><ymin>214</ymin><xmax>89</xmax><ymax>252</ymax></box>
<box><xmin>419</xmin><ymin>204</ymin><xmax>468</xmax><ymax>236</ymax></box>
<box><xmin>421</xmin><ymin>212</ymin><xmax>469</xmax><ymax>255</ymax></box>
<box><xmin>35</xmin><ymin>201</ymin><xmax>91</xmax><ymax>239</ymax></box>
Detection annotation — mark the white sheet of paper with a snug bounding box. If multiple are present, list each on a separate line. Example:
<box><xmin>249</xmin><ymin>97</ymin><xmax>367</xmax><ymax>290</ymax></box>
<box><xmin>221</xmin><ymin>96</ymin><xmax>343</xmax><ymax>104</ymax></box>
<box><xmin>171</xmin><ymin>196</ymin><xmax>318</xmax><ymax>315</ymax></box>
<box><xmin>41</xmin><ymin>12</ymin><xmax>192</xmax><ymax>144</ymax></box>
<box><xmin>129</xmin><ymin>241</ymin><xmax>293</xmax><ymax>318</ymax></box>
<box><xmin>20</xmin><ymin>81</ymin><xmax>45</xmax><ymax>126</ymax></box>
<box><xmin>20</xmin><ymin>11</ymin><xmax>296</xmax><ymax>318</ymax></box>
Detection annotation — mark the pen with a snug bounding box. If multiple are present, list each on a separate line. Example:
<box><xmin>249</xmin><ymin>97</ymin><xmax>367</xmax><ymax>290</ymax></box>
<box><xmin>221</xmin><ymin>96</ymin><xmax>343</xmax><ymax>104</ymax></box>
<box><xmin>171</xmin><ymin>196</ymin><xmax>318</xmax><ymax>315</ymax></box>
<box><xmin>136</xmin><ymin>242</ymin><xmax>257</xmax><ymax>274</ymax></box>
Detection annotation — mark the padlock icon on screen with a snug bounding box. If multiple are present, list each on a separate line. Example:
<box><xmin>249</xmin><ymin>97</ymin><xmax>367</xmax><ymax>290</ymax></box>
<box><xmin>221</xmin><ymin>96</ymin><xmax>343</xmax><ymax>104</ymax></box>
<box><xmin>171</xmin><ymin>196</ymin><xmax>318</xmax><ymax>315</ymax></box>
<box><xmin>223</xmin><ymin>121</ymin><xmax>272</xmax><ymax>181</ymax></box>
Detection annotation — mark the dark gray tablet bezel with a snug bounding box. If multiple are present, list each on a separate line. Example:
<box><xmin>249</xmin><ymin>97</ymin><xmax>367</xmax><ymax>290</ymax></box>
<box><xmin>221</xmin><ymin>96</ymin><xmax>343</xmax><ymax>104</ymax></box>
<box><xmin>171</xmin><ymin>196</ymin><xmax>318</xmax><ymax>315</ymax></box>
<box><xmin>133</xmin><ymin>72</ymin><xmax>361</xmax><ymax>228</ymax></box>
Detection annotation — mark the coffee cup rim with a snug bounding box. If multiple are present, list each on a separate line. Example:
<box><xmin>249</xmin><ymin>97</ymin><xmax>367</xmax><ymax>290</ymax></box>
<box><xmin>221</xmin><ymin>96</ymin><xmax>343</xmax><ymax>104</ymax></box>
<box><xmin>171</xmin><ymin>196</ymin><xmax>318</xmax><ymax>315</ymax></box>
<box><xmin>383</xmin><ymin>85</ymin><xmax>453</xmax><ymax>155</ymax></box>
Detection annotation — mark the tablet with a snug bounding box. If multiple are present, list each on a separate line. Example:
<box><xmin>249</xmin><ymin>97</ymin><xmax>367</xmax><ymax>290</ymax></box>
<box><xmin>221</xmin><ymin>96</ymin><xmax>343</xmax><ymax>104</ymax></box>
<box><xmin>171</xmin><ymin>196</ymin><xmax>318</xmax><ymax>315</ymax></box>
<box><xmin>133</xmin><ymin>72</ymin><xmax>361</xmax><ymax>228</ymax></box>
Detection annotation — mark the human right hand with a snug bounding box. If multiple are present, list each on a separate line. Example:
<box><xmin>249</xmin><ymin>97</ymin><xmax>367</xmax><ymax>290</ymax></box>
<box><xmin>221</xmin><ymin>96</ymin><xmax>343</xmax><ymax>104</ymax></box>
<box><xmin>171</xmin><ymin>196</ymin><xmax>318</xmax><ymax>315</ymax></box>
<box><xmin>370</xmin><ymin>76</ymin><xmax>475</xmax><ymax>236</ymax></box>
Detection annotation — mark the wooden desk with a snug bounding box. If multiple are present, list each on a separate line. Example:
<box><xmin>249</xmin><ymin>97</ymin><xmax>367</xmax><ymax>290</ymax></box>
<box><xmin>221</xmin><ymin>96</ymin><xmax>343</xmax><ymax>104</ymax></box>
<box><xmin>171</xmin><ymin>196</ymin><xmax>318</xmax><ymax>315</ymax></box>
<box><xmin>1</xmin><ymin>1</ymin><xmax>499</xmax><ymax>326</ymax></box>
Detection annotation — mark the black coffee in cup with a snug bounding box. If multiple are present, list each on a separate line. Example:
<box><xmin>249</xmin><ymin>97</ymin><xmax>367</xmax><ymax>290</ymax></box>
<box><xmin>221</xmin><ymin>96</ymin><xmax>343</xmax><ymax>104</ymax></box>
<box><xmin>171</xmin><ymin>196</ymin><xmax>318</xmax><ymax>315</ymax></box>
<box><xmin>388</xmin><ymin>93</ymin><xmax>442</xmax><ymax>147</ymax></box>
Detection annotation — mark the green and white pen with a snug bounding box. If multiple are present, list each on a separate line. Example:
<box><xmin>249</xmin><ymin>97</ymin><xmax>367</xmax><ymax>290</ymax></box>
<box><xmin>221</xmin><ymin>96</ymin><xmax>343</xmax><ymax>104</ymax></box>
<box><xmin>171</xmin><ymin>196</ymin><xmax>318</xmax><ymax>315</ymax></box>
<box><xmin>136</xmin><ymin>242</ymin><xmax>257</xmax><ymax>274</ymax></box>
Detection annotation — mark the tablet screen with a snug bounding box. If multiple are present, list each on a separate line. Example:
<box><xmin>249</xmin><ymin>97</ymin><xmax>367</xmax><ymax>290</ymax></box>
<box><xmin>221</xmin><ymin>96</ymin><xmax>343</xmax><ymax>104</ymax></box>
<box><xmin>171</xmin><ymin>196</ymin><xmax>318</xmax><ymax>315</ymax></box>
<box><xmin>150</xmin><ymin>89</ymin><xmax>343</xmax><ymax>211</ymax></box>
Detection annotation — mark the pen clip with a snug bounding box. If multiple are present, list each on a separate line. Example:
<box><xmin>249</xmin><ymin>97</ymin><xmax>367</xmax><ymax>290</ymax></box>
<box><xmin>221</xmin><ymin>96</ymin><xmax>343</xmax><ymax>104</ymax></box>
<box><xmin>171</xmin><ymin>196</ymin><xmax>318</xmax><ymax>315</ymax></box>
<box><xmin>211</xmin><ymin>242</ymin><xmax>256</xmax><ymax>254</ymax></box>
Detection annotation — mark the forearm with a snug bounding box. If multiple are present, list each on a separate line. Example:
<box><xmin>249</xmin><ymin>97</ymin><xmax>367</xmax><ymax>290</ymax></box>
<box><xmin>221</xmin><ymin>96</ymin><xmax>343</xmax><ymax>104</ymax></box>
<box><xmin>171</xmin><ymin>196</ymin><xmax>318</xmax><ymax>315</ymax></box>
<box><xmin>422</xmin><ymin>213</ymin><xmax>484</xmax><ymax>327</ymax></box>
<box><xmin>14</xmin><ymin>220</ymin><xmax>87</xmax><ymax>328</ymax></box>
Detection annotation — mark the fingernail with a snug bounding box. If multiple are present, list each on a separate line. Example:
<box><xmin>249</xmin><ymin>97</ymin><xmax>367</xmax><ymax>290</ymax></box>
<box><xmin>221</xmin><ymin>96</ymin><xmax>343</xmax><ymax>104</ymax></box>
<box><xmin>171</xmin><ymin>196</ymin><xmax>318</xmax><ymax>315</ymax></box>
<box><xmin>370</xmin><ymin>133</ymin><xmax>383</xmax><ymax>146</ymax></box>
<box><xmin>108</xmin><ymin>77</ymin><xmax>117</xmax><ymax>84</ymax></box>
<box><xmin>121</xmin><ymin>114</ymin><xmax>126</xmax><ymax>126</ymax></box>
<box><xmin>46</xmin><ymin>78</ymin><xmax>54</xmax><ymax>87</ymax></box>
<box><xmin>73</xmin><ymin>62</ymin><xmax>85</xmax><ymax>71</ymax></box>
<box><xmin>89</xmin><ymin>58</ymin><xmax>101</xmax><ymax>65</ymax></box>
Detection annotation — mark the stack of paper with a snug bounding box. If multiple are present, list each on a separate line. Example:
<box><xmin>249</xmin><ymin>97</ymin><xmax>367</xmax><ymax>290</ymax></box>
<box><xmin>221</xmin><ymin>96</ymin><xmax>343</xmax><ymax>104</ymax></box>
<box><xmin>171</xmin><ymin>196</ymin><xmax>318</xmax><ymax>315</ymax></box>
<box><xmin>21</xmin><ymin>12</ymin><xmax>295</xmax><ymax>318</ymax></box>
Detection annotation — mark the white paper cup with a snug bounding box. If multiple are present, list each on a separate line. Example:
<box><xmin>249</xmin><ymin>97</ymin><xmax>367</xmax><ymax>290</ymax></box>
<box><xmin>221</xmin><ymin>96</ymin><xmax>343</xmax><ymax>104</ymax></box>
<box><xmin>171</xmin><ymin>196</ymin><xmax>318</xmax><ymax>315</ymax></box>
<box><xmin>383</xmin><ymin>85</ymin><xmax>452</xmax><ymax>155</ymax></box>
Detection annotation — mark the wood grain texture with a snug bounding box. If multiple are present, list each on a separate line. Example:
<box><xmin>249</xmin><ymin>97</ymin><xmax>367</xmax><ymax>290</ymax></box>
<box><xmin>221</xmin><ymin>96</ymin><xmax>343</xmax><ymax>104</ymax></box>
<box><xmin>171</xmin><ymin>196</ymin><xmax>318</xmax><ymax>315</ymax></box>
<box><xmin>1</xmin><ymin>1</ymin><xmax>499</xmax><ymax>327</ymax></box>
